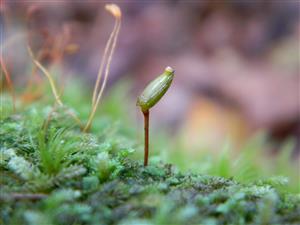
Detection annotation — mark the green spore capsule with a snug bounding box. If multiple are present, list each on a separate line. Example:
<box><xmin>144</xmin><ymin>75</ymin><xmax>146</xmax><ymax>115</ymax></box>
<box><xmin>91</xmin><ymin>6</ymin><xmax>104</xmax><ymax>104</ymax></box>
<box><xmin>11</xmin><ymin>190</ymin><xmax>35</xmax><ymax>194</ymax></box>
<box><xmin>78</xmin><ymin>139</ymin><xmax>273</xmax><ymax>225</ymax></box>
<box><xmin>137</xmin><ymin>66</ymin><xmax>174</xmax><ymax>166</ymax></box>
<box><xmin>137</xmin><ymin>66</ymin><xmax>175</xmax><ymax>112</ymax></box>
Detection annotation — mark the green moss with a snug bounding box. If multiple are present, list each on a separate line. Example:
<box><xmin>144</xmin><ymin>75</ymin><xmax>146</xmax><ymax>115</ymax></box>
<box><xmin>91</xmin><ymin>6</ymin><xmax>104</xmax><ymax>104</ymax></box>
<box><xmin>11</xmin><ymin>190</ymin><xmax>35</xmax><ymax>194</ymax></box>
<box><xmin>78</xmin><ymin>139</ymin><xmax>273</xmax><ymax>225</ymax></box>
<box><xmin>0</xmin><ymin>95</ymin><xmax>299</xmax><ymax>225</ymax></box>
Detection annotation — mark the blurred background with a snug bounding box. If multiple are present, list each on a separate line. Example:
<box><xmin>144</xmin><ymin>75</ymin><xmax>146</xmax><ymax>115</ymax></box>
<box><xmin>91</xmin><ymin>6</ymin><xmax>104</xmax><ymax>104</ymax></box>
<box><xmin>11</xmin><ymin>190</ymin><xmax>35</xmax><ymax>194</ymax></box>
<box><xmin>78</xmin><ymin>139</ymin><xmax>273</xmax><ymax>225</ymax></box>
<box><xmin>1</xmin><ymin>1</ymin><xmax>299</xmax><ymax>190</ymax></box>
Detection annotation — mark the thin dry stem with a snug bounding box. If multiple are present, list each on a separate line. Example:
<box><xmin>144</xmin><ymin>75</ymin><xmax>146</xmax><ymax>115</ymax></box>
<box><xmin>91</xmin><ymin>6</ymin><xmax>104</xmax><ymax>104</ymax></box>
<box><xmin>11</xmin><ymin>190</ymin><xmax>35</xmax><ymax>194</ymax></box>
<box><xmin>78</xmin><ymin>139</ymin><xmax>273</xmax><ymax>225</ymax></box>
<box><xmin>28</xmin><ymin>46</ymin><xmax>83</xmax><ymax>128</ymax></box>
<box><xmin>27</xmin><ymin>46</ymin><xmax>63</xmax><ymax>106</ymax></box>
<box><xmin>91</xmin><ymin>19</ymin><xmax>118</xmax><ymax>107</ymax></box>
<box><xmin>0</xmin><ymin>56</ymin><xmax>16</xmax><ymax>112</ymax></box>
<box><xmin>84</xmin><ymin>4</ymin><xmax>121</xmax><ymax>132</ymax></box>
<box><xmin>92</xmin><ymin>4</ymin><xmax>121</xmax><ymax>107</ymax></box>
<box><xmin>24</xmin><ymin>49</ymin><xmax>45</xmax><ymax>93</ymax></box>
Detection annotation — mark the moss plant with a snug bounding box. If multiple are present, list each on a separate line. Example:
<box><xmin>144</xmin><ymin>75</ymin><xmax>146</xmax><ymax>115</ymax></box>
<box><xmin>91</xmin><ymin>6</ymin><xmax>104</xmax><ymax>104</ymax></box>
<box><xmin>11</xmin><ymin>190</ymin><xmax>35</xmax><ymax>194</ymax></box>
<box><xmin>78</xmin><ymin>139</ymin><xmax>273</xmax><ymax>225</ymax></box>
<box><xmin>137</xmin><ymin>67</ymin><xmax>175</xmax><ymax>166</ymax></box>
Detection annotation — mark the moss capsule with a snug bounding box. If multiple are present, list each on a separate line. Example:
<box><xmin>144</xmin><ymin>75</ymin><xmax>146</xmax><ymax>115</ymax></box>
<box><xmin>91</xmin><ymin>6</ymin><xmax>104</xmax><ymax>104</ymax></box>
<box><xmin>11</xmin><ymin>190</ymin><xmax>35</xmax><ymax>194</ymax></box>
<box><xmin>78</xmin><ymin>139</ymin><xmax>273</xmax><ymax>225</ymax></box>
<box><xmin>137</xmin><ymin>66</ymin><xmax>175</xmax><ymax>112</ymax></box>
<box><xmin>137</xmin><ymin>66</ymin><xmax>174</xmax><ymax>166</ymax></box>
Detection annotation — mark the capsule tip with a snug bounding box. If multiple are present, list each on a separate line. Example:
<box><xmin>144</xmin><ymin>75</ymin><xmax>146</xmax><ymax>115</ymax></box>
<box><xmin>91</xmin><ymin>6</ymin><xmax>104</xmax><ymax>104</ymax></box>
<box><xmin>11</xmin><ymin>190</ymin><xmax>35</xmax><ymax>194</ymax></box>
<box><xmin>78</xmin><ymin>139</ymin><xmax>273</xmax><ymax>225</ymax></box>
<box><xmin>105</xmin><ymin>4</ymin><xmax>121</xmax><ymax>19</ymax></box>
<box><xmin>165</xmin><ymin>66</ymin><xmax>174</xmax><ymax>74</ymax></box>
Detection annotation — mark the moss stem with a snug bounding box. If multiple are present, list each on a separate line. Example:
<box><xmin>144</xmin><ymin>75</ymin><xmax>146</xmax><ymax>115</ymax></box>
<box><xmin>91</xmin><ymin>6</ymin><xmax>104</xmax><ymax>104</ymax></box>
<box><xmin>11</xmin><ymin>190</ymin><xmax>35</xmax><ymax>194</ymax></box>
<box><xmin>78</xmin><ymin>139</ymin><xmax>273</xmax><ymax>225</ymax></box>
<box><xmin>143</xmin><ymin>110</ymin><xmax>149</xmax><ymax>166</ymax></box>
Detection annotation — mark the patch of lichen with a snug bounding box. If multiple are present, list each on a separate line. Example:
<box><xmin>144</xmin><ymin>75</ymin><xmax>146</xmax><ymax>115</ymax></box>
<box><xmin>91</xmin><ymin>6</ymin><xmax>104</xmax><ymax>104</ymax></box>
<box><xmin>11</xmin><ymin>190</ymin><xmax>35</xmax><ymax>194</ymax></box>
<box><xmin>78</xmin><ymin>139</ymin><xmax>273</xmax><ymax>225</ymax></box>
<box><xmin>1</xmin><ymin>103</ymin><xmax>300</xmax><ymax>225</ymax></box>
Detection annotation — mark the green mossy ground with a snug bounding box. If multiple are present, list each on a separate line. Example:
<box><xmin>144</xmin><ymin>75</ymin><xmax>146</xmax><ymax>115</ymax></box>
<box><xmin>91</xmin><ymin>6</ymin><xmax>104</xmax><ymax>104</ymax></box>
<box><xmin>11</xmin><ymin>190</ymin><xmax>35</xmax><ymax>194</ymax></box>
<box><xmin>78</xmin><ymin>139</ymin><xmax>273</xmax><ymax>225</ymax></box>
<box><xmin>1</xmin><ymin>94</ymin><xmax>300</xmax><ymax>225</ymax></box>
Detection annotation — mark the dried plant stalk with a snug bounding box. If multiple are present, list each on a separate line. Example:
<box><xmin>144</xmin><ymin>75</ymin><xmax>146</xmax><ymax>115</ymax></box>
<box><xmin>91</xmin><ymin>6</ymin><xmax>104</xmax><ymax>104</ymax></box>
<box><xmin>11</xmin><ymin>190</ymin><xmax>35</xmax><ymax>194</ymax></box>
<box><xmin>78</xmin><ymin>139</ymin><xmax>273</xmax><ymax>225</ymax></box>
<box><xmin>91</xmin><ymin>16</ymin><xmax>118</xmax><ymax>107</ymax></box>
<box><xmin>28</xmin><ymin>46</ymin><xmax>83</xmax><ymax>128</ymax></box>
<box><xmin>0</xmin><ymin>56</ymin><xmax>16</xmax><ymax>112</ymax></box>
<box><xmin>84</xmin><ymin>4</ymin><xmax>121</xmax><ymax>132</ymax></box>
<box><xmin>27</xmin><ymin>46</ymin><xmax>63</xmax><ymax>106</ymax></box>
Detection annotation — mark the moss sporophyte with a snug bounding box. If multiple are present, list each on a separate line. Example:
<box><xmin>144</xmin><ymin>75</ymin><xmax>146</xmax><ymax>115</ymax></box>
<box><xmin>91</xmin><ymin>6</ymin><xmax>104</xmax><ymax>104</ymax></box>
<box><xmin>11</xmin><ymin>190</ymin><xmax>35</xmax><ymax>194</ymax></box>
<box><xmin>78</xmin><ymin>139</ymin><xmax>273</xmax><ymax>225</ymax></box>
<box><xmin>137</xmin><ymin>66</ymin><xmax>175</xmax><ymax>166</ymax></box>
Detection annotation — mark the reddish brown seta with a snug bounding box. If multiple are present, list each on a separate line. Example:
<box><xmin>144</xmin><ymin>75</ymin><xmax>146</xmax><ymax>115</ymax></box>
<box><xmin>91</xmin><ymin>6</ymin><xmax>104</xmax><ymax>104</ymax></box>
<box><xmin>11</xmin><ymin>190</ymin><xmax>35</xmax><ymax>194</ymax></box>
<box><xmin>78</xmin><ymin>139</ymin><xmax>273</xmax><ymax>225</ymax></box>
<box><xmin>143</xmin><ymin>110</ymin><xmax>150</xmax><ymax>166</ymax></box>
